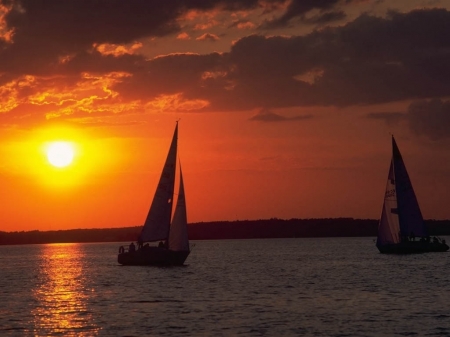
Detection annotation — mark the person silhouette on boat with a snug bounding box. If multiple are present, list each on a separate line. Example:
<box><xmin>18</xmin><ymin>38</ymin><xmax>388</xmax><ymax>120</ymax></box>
<box><xmin>158</xmin><ymin>241</ymin><xmax>165</xmax><ymax>248</ymax></box>
<box><xmin>129</xmin><ymin>242</ymin><xmax>136</xmax><ymax>252</ymax></box>
<box><xmin>410</xmin><ymin>232</ymin><xmax>415</xmax><ymax>241</ymax></box>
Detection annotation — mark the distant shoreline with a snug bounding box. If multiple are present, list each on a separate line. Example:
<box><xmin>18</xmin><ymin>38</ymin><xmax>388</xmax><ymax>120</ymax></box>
<box><xmin>1</xmin><ymin>218</ymin><xmax>449</xmax><ymax>245</ymax></box>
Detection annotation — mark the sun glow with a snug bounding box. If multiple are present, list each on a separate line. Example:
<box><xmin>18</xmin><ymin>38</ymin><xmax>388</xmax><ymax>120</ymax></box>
<box><xmin>1</xmin><ymin>125</ymin><xmax>131</xmax><ymax>192</ymax></box>
<box><xmin>46</xmin><ymin>141</ymin><xmax>75</xmax><ymax>168</ymax></box>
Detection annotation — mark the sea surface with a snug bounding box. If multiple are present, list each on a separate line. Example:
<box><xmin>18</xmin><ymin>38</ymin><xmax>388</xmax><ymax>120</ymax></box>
<box><xmin>1</xmin><ymin>238</ymin><xmax>449</xmax><ymax>336</ymax></box>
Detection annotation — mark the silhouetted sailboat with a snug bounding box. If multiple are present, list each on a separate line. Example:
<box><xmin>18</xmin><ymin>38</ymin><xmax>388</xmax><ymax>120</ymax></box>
<box><xmin>118</xmin><ymin>122</ymin><xmax>190</xmax><ymax>265</ymax></box>
<box><xmin>376</xmin><ymin>136</ymin><xmax>448</xmax><ymax>254</ymax></box>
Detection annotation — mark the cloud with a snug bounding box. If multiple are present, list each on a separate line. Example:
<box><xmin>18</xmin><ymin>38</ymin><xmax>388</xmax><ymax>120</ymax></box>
<box><xmin>66</xmin><ymin>119</ymin><xmax>146</xmax><ymax>128</ymax></box>
<box><xmin>196</xmin><ymin>33</ymin><xmax>220</xmax><ymax>41</ymax></box>
<box><xmin>366</xmin><ymin>112</ymin><xmax>405</xmax><ymax>126</ymax></box>
<box><xmin>193</xmin><ymin>21</ymin><xmax>219</xmax><ymax>31</ymax></box>
<box><xmin>2</xmin><ymin>6</ymin><xmax>450</xmax><ymax>127</ymax></box>
<box><xmin>249</xmin><ymin>108</ymin><xmax>312</xmax><ymax>122</ymax></box>
<box><xmin>95</xmin><ymin>42</ymin><xmax>143</xmax><ymax>56</ymax></box>
<box><xmin>261</xmin><ymin>0</ymin><xmax>347</xmax><ymax>28</ymax></box>
<box><xmin>406</xmin><ymin>99</ymin><xmax>450</xmax><ymax>140</ymax></box>
<box><xmin>177</xmin><ymin>32</ymin><xmax>191</xmax><ymax>40</ymax></box>
<box><xmin>229</xmin><ymin>19</ymin><xmax>256</xmax><ymax>30</ymax></box>
<box><xmin>302</xmin><ymin>10</ymin><xmax>346</xmax><ymax>25</ymax></box>
<box><xmin>367</xmin><ymin>99</ymin><xmax>450</xmax><ymax>141</ymax></box>
<box><xmin>219</xmin><ymin>8</ymin><xmax>450</xmax><ymax>109</ymax></box>
<box><xmin>0</xmin><ymin>0</ymin><xmax>273</xmax><ymax>75</ymax></box>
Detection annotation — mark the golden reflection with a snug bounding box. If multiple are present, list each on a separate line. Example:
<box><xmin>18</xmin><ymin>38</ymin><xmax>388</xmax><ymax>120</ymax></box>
<box><xmin>32</xmin><ymin>243</ymin><xmax>99</xmax><ymax>336</ymax></box>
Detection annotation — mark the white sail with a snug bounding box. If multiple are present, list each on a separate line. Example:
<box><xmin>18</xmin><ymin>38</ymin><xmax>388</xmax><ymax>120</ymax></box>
<box><xmin>377</xmin><ymin>160</ymin><xmax>401</xmax><ymax>245</ymax></box>
<box><xmin>168</xmin><ymin>165</ymin><xmax>190</xmax><ymax>251</ymax></box>
<box><xmin>139</xmin><ymin>124</ymin><xmax>178</xmax><ymax>243</ymax></box>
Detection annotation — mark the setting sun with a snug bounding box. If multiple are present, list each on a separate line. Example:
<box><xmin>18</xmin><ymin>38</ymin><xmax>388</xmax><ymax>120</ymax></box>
<box><xmin>46</xmin><ymin>141</ymin><xmax>75</xmax><ymax>168</ymax></box>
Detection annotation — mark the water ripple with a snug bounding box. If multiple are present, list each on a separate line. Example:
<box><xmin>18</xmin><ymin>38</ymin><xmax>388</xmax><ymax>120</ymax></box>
<box><xmin>1</xmin><ymin>239</ymin><xmax>450</xmax><ymax>336</ymax></box>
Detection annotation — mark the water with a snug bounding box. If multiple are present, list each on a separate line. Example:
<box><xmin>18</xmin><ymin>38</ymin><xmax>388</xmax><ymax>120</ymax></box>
<box><xmin>1</xmin><ymin>238</ymin><xmax>449</xmax><ymax>336</ymax></box>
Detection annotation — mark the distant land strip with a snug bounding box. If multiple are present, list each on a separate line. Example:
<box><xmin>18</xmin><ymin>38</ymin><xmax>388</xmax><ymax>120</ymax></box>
<box><xmin>1</xmin><ymin>218</ymin><xmax>450</xmax><ymax>245</ymax></box>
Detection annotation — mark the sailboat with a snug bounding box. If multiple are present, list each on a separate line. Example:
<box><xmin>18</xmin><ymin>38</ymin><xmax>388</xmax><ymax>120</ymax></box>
<box><xmin>376</xmin><ymin>136</ymin><xmax>448</xmax><ymax>254</ymax></box>
<box><xmin>118</xmin><ymin>122</ymin><xmax>190</xmax><ymax>265</ymax></box>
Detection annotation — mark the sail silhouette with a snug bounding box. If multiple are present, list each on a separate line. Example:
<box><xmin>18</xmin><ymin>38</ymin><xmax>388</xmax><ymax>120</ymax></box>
<box><xmin>118</xmin><ymin>123</ymin><xmax>190</xmax><ymax>265</ymax></box>
<box><xmin>376</xmin><ymin>137</ymin><xmax>448</xmax><ymax>254</ymax></box>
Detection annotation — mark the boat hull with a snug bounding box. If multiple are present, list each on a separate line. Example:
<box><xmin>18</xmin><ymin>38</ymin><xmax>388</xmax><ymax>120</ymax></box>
<box><xmin>118</xmin><ymin>247</ymin><xmax>190</xmax><ymax>266</ymax></box>
<box><xmin>377</xmin><ymin>241</ymin><xmax>449</xmax><ymax>254</ymax></box>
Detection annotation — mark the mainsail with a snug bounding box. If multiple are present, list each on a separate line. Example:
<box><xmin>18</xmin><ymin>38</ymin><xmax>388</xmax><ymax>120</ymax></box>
<box><xmin>139</xmin><ymin>124</ymin><xmax>178</xmax><ymax>243</ymax></box>
<box><xmin>168</xmin><ymin>165</ymin><xmax>189</xmax><ymax>251</ymax></box>
<box><xmin>392</xmin><ymin>137</ymin><xmax>427</xmax><ymax>238</ymax></box>
<box><xmin>377</xmin><ymin>136</ymin><xmax>427</xmax><ymax>246</ymax></box>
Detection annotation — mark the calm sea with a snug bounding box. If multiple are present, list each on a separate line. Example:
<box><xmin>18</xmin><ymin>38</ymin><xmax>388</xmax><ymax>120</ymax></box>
<box><xmin>1</xmin><ymin>238</ymin><xmax>449</xmax><ymax>336</ymax></box>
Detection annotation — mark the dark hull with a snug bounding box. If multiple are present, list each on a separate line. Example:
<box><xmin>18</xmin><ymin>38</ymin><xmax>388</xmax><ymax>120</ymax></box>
<box><xmin>118</xmin><ymin>247</ymin><xmax>190</xmax><ymax>266</ymax></box>
<box><xmin>377</xmin><ymin>241</ymin><xmax>449</xmax><ymax>254</ymax></box>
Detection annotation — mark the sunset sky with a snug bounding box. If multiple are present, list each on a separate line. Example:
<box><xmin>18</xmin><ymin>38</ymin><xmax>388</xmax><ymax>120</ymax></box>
<box><xmin>1</xmin><ymin>0</ymin><xmax>450</xmax><ymax>232</ymax></box>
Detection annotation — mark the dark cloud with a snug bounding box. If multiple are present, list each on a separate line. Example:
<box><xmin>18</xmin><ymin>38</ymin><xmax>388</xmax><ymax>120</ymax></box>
<box><xmin>218</xmin><ymin>8</ymin><xmax>450</xmax><ymax>109</ymax></box>
<box><xmin>113</xmin><ymin>52</ymin><xmax>224</xmax><ymax>101</ymax></box>
<box><xmin>0</xmin><ymin>1</ymin><xmax>179</xmax><ymax>75</ymax></box>
<box><xmin>261</xmin><ymin>0</ymin><xmax>346</xmax><ymax>28</ymax></box>
<box><xmin>0</xmin><ymin>0</ymin><xmax>277</xmax><ymax>75</ymax></box>
<box><xmin>366</xmin><ymin>112</ymin><xmax>405</xmax><ymax>126</ymax></box>
<box><xmin>407</xmin><ymin>99</ymin><xmax>450</xmax><ymax>140</ymax></box>
<box><xmin>2</xmin><ymin>5</ymin><xmax>450</xmax><ymax>125</ymax></box>
<box><xmin>367</xmin><ymin>100</ymin><xmax>450</xmax><ymax>141</ymax></box>
<box><xmin>249</xmin><ymin>108</ymin><xmax>312</xmax><ymax>122</ymax></box>
<box><xmin>2</xmin><ymin>0</ymin><xmax>267</xmax><ymax>44</ymax></box>
<box><xmin>303</xmin><ymin>10</ymin><xmax>346</xmax><ymax>25</ymax></box>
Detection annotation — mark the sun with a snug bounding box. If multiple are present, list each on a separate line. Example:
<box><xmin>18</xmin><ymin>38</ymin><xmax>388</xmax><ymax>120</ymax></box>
<box><xmin>46</xmin><ymin>141</ymin><xmax>75</xmax><ymax>168</ymax></box>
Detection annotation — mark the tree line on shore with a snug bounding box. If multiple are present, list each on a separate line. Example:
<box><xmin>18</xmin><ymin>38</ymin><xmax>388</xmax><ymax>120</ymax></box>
<box><xmin>1</xmin><ymin>218</ymin><xmax>450</xmax><ymax>245</ymax></box>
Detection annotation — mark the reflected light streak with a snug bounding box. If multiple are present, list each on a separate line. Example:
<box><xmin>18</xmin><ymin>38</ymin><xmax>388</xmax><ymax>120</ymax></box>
<box><xmin>32</xmin><ymin>244</ymin><xmax>99</xmax><ymax>336</ymax></box>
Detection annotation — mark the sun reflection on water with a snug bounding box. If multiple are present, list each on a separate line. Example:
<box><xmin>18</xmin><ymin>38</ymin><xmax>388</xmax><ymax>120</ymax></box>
<box><xmin>32</xmin><ymin>243</ymin><xmax>99</xmax><ymax>336</ymax></box>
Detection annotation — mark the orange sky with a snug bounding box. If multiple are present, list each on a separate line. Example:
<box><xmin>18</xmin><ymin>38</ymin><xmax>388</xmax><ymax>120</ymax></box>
<box><xmin>1</xmin><ymin>0</ymin><xmax>450</xmax><ymax>232</ymax></box>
